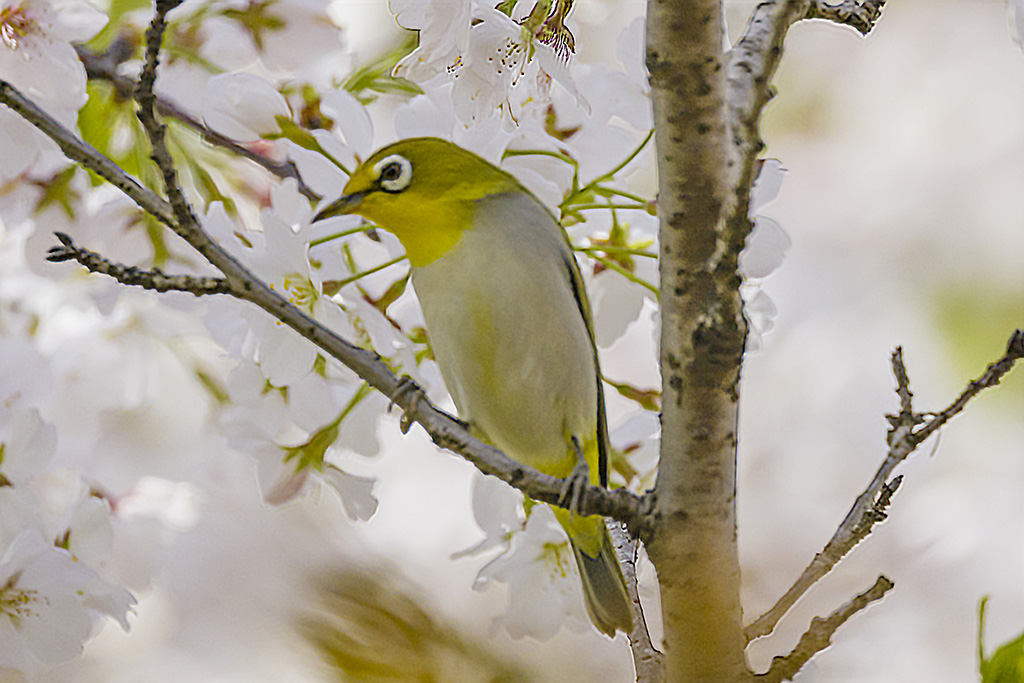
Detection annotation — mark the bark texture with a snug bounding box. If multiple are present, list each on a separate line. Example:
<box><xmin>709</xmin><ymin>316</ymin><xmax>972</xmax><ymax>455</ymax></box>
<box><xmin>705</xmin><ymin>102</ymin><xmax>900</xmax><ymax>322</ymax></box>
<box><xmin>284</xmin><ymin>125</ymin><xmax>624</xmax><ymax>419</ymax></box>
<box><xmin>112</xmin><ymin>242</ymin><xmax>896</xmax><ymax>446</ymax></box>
<box><xmin>646</xmin><ymin>0</ymin><xmax>748</xmax><ymax>680</ymax></box>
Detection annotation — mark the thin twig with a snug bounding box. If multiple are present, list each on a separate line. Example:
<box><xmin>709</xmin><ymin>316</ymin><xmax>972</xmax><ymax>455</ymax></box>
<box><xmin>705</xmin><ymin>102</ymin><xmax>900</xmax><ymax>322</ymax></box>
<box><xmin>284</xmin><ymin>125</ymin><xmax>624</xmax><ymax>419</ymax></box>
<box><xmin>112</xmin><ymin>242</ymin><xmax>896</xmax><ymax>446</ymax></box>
<box><xmin>46</xmin><ymin>232</ymin><xmax>230</xmax><ymax>296</ymax></box>
<box><xmin>3</xmin><ymin>68</ymin><xmax>650</xmax><ymax>538</ymax></box>
<box><xmin>76</xmin><ymin>43</ymin><xmax>316</xmax><ymax>199</ymax></box>
<box><xmin>608</xmin><ymin>522</ymin><xmax>663</xmax><ymax>682</ymax></box>
<box><xmin>136</xmin><ymin>0</ymin><xmax>203</xmax><ymax>239</ymax></box>
<box><xmin>753</xmin><ymin>576</ymin><xmax>895</xmax><ymax>682</ymax></box>
<box><xmin>805</xmin><ymin>0</ymin><xmax>886</xmax><ymax>35</ymax></box>
<box><xmin>909</xmin><ymin>330</ymin><xmax>1024</xmax><ymax>445</ymax></box>
<box><xmin>745</xmin><ymin>330</ymin><xmax>1024</xmax><ymax>643</ymax></box>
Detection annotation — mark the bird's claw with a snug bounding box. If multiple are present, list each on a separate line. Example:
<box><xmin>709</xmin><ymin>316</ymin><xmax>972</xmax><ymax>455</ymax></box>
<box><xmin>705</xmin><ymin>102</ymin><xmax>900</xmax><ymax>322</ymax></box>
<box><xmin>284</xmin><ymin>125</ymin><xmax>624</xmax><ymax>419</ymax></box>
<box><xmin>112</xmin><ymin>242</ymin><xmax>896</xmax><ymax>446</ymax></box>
<box><xmin>558</xmin><ymin>437</ymin><xmax>591</xmax><ymax>517</ymax></box>
<box><xmin>558</xmin><ymin>462</ymin><xmax>591</xmax><ymax>517</ymax></box>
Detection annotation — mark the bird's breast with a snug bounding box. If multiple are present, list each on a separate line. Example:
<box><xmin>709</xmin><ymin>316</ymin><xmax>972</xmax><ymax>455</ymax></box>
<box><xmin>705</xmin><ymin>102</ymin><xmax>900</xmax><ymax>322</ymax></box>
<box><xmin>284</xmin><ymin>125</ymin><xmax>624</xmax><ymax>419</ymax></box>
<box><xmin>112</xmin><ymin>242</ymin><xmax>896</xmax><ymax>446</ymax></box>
<box><xmin>409</xmin><ymin>193</ymin><xmax>598</xmax><ymax>477</ymax></box>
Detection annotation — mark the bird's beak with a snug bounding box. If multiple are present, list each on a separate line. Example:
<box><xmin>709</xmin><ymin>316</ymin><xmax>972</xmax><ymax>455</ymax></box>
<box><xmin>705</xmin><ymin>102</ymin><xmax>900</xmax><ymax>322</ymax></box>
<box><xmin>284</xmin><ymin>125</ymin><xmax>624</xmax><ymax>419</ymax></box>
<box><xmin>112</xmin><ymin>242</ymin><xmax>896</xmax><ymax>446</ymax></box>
<box><xmin>313</xmin><ymin>193</ymin><xmax>364</xmax><ymax>222</ymax></box>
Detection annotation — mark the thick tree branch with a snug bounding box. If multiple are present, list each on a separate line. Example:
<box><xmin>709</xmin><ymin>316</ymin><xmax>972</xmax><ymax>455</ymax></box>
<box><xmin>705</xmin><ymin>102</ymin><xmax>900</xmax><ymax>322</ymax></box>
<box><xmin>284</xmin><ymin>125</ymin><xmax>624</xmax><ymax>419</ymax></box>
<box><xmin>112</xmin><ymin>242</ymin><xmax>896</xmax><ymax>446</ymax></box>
<box><xmin>647</xmin><ymin>0</ymin><xmax>747</xmax><ymax>679</ymax></box>
<box><xmin>609</xmin><ymin>523</ymin><xmax>663</xmax><ymax>682</ymax></box>
<box><xmin>753</xmin><ymin>576</ymin><xmax>895</xmax><ymax>682</ymax></box>
<box><xmin>2</xmin><ymin>66</ymin><xmax>649</xmax><ymax>538</ymax></box>
<box><xmin>76</xmin><ymin>42</ymin><xmax>316</xmax><ymax>199</ymax></box>
<box><xmin>745</xmin><ymin>330</ymin><xmax>1024</xmax><ymax>642</ymax></box>
<box><xmin>46</xmin><ymin>232</ymin><xmax>231</xmax><ymax>296</ymax></box>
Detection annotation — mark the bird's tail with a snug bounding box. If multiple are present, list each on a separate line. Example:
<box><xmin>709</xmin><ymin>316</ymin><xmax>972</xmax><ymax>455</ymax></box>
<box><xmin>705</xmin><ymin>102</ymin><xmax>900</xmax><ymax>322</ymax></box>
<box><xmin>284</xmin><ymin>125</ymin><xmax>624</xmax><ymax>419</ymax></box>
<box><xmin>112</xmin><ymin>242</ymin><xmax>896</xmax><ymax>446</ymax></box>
<box><xmin>555</xmin><ymin>510</ymin><xmax>633</xmax><ymax>637</ymax></box>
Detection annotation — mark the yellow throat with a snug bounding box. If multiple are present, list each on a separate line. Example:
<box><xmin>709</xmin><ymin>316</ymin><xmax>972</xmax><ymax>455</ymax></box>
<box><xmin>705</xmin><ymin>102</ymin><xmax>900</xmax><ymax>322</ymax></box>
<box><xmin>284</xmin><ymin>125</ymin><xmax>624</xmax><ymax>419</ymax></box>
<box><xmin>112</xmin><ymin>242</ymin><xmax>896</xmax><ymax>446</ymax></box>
<box><xmin>314</xmin><ymin>138</ymin><xmax>525</xmax><ymax>267</ymax></box>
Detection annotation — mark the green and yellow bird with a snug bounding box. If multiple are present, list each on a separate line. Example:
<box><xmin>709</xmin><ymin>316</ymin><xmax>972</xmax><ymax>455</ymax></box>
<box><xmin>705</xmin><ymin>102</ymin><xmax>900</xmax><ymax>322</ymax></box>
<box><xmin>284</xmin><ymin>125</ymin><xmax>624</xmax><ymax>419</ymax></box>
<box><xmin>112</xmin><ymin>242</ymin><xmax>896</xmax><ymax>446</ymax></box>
<box><xmin>314</xmin><ymin>137</ymin><xmax>632</xmax><ymax>637</ymax></box>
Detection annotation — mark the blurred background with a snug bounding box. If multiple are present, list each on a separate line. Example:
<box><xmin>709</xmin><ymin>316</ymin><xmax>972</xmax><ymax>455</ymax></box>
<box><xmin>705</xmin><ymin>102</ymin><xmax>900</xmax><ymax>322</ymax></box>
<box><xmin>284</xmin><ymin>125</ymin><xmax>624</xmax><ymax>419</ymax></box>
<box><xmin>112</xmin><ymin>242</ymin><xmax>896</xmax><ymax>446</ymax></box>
<box><xmin>6</xmin><ymin>0</ymin><xmax>1021</xmax><ymax>681</ymax></box>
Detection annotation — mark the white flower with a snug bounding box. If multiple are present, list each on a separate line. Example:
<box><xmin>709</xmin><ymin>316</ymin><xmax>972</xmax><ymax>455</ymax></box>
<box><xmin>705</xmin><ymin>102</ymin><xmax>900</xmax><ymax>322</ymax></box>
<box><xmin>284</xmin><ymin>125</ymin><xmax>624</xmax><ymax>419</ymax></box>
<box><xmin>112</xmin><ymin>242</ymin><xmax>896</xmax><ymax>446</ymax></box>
<box><xmin>0</xmin><ymin>407</ymin><xmax>56</xmax><ymax>486</ymax></box>
<box><xmin>0</xmin><ymin>0</ymin><xmax>105</xmax><ymax>109</ymax></box>
<box><xmin>740</xmin><ymin>160</ymin><xmax>789</xmax><ymax>350</ymax></box>
<box><xmin>0</xmin><ymin>0</ymin><xmax>106</xmax><ymax>179</ymax></box>
<box><xmin>393</xmin><ymin>87</ymin><xmax>514</xmax><ymax>161</ymax></box>
<box><xmin>219</xmin><ymin>359</ymin><xmax>380</xmax><ymax>515</ymax></box>
<box><xmin>321</xmin><ymin>464</ymin><xmax>378</xmax><ymax>521</ymax></box>
<box><xmin>0</xmin><ymin>529</ymin><xmax>134</xmax><ymax>675</ymax></box>
<box><xmin>390</xmin><ymin>0</ymin><xmax>471</xmax><ymax>84</ymax></box>
<box><xmin>202</xmin><ymin>188</ymin><xmax>355</xmax><ymax>386</ymax></box>
<box><xmin>743</xmin><ymin>290</ymin><xmax>779</xmax><ymax>353</ymax></box>
<box><xmin>473</xmin><ymin>505</ymin><xmax>588</xmax><ymax>640</ymax></box>
<box><xmin>740</xmin><ymin>215</ymin><xmax>791</xmax><ymax>280</ymax></box>
<box><xmin>453</xmin><ymin>473</ymin><xmax>523</xmax><ymax>559</ymax></box>
<box><xmin>319</xmin><ymin>88</ymin><xmax>374</xmax><ymax>163</ymax></box>
<box><xmin>394</xmin><ymin>2</ymin><xmax>586</xmax><ymax>125</ymax></box>
<box><xmin>610</xmin><ymin>410</ymin><xmax>660</xmax><ymax>492</ymax></box>
<box><xmin>203</xmin><ymin>72</ymin><xmax>290</xmax><ymax>143</ymax></box>
<box><xmin>589</xmin><ymin>256</ymin><xmax>656</xmax><ymax>348</ymax></box>
<box><xmin>741</xmin><ymin>159</ymin><xmax>789</xmax><ymax>279</ymax></box>
<box><xmin>459</xmin><ymin>476</ymin><xmax>589</xmax><ymax>640</ymax></box>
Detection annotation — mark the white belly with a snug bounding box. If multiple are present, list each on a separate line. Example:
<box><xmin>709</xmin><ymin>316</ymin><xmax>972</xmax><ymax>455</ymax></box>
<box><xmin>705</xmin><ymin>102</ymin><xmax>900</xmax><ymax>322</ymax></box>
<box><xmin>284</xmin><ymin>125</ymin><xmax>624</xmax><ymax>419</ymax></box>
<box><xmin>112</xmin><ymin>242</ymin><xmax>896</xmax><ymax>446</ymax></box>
<box><xmin>410</xmin><ymin>193</ymin><xmax>597</xmax><ymax>477</ymax></box>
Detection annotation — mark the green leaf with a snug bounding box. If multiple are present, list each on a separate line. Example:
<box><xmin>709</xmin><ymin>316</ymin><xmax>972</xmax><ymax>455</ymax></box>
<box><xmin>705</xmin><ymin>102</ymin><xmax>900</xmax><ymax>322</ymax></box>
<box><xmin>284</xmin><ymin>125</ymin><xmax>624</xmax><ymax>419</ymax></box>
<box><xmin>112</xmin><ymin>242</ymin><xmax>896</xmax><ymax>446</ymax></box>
<box><xmin>34</xmin><ymin>167</ymin><xmax>81</xmax><ymax>219</ymax></box>
<box><xmin>184</xmin><ymin>154</ymin><xmax>236</xmax><ymax>215</ymax></box>
<box><xmin>282</xmin><ymin>384</ymin><xmax>372</xmax><ymax>472</ymax></box>
<box><xmin>268</xmin><ymin>116</ymin><xmax>350</xmax><ymax>175</ymax></box>
<box><xmin>342</xmin><ymin>33</ymin><xmax>422</xmax><ymax>103</ymax></box>
<box><xmin>609</xmin><ymin>445</ymin><xmax>639</xmax><ymax>485</ymax></box>
<box><xmin>368</xmin><ymin>272</ymin><xmax>411</xmax><ymax>317</ymax></box>
<box><xmin>980</xmin><ymin>597</ymin><xmax>1024</xmax><ymax>683</ymax></box>
<box><xmin>605</xmin><ymin>378</ymin><xmax>661</xmax><ymax>412</ymax></box>
<box><xmin>407</xmin><ymin>327</ymin><xmax>434</xmax><ymax>364</ymax></box>
<box><xmin>220</xmin><ymin>0</ymin><xmax>286</xmax><ymax>52</ymax></box>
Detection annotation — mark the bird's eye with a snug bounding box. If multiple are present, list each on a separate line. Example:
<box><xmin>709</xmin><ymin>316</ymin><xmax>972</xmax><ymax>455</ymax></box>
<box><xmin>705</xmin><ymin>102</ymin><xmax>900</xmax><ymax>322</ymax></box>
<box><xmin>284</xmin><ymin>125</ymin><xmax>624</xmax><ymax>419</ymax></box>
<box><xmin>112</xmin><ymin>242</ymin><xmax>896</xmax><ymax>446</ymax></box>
<box><xmin>373</xmin><ymin>154</ymin><xmax>413</xmax><ymax>193</ymax></box>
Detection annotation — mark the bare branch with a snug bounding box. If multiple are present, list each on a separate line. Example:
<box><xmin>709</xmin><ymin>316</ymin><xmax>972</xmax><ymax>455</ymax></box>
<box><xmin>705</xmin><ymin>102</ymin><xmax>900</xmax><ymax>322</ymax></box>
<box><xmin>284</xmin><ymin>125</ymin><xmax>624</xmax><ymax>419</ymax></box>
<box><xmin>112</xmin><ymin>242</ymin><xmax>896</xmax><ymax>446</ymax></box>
<box><xmin>608</xmin><ymin>522</ymin><xmax>663</xmax><ymax>682</ymax></box>
<box><xmin>723</xmin><ymin>0</ymin><xmax>885</xmax><ymax>265</ymax></box>
<box><xmin>76</xmin><ymin>43</ymin><xmax>316</xmax><ymax>199</ymax></box>
<box><xmin>805</xmin><ymin>0</ymin><xmax>886</xmax><ymax>35</ymax></box>
<box><xmin>889</xmin><ymin>347</ymin><xmax>916</xmax><ymax>420</ymax></box>
<box><xmin>753</xmin><ymin>576</ymin><xmax>895</xmax><ymax>682</ymax></box>
<box><xmin>46</xmin><ymin>232</ymin><xmax>231</xmax><ymax>296</ymax></box>
<box><xmin>2</xmin><ymin>33</ymin><xmax>649</xmax><ymax>539</ymax></box>
<box><xmin>745</xmin><ymin>330</ymin><xmax>1024</xmax><ymax>642</ymax></box>
<box><xmin>910</xmin><ymin>329</ymin><xmax>1024</xmax><ymax>445</ymax></box>
<box><xmin>724</xmin><ymin>0</ymin><xmax>810</xmax><ymax>262</ymax></box>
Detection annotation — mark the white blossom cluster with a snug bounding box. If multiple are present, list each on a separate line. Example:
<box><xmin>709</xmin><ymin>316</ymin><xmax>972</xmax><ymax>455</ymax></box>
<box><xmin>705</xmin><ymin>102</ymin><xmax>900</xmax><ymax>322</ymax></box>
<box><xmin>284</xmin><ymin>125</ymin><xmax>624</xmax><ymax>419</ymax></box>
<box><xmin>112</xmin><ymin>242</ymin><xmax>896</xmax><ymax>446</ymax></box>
<box><xmin>0</xmin><ymin>0</ymin><xmax>793</xmax><ymax>673</ymax></box>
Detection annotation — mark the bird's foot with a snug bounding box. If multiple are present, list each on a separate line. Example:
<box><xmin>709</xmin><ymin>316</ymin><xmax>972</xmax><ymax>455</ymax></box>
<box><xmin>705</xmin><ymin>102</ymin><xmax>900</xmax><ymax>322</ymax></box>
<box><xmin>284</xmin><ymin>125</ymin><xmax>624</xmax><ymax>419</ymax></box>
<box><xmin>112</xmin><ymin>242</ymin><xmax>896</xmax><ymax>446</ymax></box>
<box><xmin>558</xmin><ymin>437</ymin><xmax>591</xmax><ymax>517</ymax></box>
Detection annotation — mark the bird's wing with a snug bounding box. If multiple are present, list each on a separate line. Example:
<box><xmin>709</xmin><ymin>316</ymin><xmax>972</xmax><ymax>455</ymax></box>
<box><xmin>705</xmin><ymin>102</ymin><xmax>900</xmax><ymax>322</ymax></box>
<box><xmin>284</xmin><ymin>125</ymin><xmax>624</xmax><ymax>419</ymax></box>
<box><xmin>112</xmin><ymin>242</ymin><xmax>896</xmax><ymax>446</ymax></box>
<box><xmin>560</xmin><ymin>247</ymin><xmax>611</xmax><ymax>489</ymax></box>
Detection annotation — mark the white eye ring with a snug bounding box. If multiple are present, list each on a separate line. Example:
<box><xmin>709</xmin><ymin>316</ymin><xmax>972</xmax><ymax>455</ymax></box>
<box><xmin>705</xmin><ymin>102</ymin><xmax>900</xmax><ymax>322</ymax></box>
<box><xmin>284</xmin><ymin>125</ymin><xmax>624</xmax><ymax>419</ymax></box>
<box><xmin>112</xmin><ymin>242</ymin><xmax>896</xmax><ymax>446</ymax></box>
<box><xmin>373</xmin><ymin>154</ymin><xmax>413</xmax><ymax>193</ymax></box>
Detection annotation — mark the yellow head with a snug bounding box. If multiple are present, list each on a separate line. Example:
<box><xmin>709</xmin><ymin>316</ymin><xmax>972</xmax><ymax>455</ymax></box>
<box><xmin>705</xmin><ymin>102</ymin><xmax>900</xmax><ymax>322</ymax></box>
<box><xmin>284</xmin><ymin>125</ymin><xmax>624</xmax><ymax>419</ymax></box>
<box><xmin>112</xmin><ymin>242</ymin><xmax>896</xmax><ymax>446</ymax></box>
<box><xmin>313</xmin><ymin>138</ymin><xmax>523</xmax><ymax>267</ymax></box>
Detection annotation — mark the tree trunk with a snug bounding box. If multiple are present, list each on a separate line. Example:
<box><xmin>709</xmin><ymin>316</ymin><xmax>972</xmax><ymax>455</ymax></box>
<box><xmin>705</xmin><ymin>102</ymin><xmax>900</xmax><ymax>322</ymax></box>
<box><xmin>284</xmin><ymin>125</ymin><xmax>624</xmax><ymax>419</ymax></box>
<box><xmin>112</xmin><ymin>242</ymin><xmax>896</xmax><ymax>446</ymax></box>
<box><xmin>646</xmin><ymin>0</ymin><xmax>748</xmax><ymax>680</ymax></box>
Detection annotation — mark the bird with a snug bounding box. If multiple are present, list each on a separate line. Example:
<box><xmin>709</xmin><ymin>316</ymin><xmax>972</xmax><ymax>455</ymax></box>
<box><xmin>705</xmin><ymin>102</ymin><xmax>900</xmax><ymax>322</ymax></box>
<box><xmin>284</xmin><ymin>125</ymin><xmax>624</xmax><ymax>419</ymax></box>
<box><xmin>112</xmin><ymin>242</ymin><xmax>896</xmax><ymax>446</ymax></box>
<box><xmin>313</xmin><ymin>137</ymin><xmax>632</xmax><ymax>637</ymax></box>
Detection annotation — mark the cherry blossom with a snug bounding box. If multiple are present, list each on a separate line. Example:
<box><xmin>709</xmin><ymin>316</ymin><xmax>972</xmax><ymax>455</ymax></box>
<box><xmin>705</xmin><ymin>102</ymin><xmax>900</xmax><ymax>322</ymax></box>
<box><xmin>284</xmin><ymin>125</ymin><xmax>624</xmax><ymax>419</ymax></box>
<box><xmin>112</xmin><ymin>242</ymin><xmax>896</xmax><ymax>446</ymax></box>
<box><xmin>0</xmin><ymin>530</ymin><xmax>133</xmax><ymax>674</ymax></box>
<box><xmin>740</xmin><ymin>160</ymin><xmax>789</xmax><ymax>351</ymax></box>
<box><xmin>0</xmin><ymin>0</ymin><xmax>105</xmax><ymax>179</ymax></box>
<box><xmin>472</xmin><ymin>503</ymin><xmax>590</xmax><ymax>640</ymax></box>
<box><xmin>393</xmin><ymin>0</ymin><xmax>586</xmax><ymax>125</ymax></box>
<box><xmin>203</xmin><ymin>72</ymin><xmax>291</xmax><ymax>143</ymax></box>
